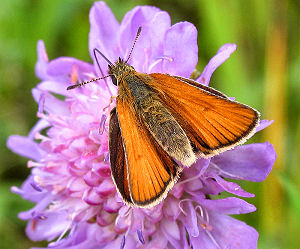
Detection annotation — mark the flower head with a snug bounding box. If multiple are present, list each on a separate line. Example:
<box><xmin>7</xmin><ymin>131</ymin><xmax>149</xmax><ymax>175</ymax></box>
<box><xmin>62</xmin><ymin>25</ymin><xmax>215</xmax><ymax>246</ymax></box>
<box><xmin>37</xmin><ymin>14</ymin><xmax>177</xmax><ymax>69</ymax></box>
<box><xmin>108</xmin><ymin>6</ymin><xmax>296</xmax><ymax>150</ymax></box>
<box><xmin>7</xmin><ymin>2</ymin><xmax>276</xmax><ymax>249</ymax></box>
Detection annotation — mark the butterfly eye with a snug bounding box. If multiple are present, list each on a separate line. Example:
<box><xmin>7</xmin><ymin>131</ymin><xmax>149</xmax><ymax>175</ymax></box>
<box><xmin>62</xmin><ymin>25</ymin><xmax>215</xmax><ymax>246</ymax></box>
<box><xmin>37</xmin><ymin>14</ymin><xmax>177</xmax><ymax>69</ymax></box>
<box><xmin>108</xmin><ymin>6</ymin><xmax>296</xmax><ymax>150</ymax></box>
<box><xmin>111</xmin><ymin>76</ymin><xmax>118</xmax><ymax>86</ymax></box>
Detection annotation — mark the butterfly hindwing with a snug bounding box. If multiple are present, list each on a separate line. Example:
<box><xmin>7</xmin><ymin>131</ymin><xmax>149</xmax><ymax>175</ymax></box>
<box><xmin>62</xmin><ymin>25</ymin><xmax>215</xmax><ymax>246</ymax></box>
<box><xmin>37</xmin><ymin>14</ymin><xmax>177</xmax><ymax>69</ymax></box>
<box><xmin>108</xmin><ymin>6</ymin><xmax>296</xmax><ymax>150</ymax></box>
<box><xmin>109</xmin><ymin>108</ymin><xmax>132</xmax><ymax>205</ymax></box>
<box><xmin>172</xmin><ymin>75</ymin><xmax>228</xmax><ymax>99</ymax></box>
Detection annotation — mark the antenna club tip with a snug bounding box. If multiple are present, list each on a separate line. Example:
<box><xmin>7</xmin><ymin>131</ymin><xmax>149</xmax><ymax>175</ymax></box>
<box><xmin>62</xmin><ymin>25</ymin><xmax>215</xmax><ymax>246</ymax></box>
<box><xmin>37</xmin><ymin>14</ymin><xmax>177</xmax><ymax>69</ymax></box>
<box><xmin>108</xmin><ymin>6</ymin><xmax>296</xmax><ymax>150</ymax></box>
<box><xmin>67</xmin><ymin>85</ymin><xmax>76</xmax><ymax>90</ymax></box>
<box><xmin>138</xmin><ymin>27</ymin><xmax>142</xmax><ymax>33</ymax></box>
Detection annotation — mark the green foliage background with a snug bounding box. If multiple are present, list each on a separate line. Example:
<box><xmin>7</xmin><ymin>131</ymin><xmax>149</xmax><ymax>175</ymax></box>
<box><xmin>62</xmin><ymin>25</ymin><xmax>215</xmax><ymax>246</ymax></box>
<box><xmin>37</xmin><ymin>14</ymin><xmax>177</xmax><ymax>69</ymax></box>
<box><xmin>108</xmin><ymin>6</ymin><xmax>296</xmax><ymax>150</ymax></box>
<box><xmin>0</xmin><ymin>0</ymin><xmax>299</xmax><ymax>248</ymax></box>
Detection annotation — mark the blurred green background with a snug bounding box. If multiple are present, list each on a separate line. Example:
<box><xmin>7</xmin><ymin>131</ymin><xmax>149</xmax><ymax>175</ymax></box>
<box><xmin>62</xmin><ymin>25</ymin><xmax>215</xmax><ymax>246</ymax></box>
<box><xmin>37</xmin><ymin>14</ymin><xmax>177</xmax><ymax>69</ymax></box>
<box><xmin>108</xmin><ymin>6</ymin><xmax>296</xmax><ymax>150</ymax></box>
<box><xmin>0</xmin><ymin>0</ymin><xmax>299</xmax><ymax>248</ymax></box>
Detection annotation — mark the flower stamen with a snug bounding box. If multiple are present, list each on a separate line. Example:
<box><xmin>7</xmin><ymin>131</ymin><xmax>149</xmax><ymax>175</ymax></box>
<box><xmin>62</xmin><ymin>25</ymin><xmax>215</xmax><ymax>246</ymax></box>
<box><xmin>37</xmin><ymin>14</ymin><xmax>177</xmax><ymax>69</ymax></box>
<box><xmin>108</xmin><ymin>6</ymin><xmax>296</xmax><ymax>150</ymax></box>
<box><xmin>148</xmin><ymin>56</ymin><xmax>174</xmax><ymax>73</ymax></box>
<box><xmin>158</xmin><ymin>55</ymin><xmax>173</xmax><ymax>62</ymax></box>
<box><xmin>11</xmin><ymin>186</ymin><xmax>23</xmax><ymax>195</ymax></box>
<box><xmin>195</xmin><ymin>205</ymin><xmax>223</xmax><ymax>248</ymax></box>
<box><xmin>176</xmin><ymin>172</ymin><xmax>203</xmax><ymax>187</ymax></box>
<box><xmin>120</xmin><ymin>235</ymin><xmax>126</xmax><ymax>249</ymax></box>
<box><xmin>38</xmin><ymin>93</ymin><xmax>46</xmax><ymax>115</ymax></box>
<box><xmin>178</xmin><ymin>199</ymin><xmax>192</xmax><ymax>216</ymax></box>
<box><xmin>210</xmin><ymin>162</ymin><xmax>242</xmax><ymax>179</ymax></box>
<box><xmin>195</xmin><ymin>205</ymin><xmax>204</xmax><ymax>218</ymax></box>
<box><xmin>27</xmin><ymin>160</ymin><xmax>44</xmax><ymax>168</ymax></box>
<box><xmin>34</xmin><ymin>132</ymin><xmax>50</xmax><ymax>141</ymax></box>
<box><xmin>30</xmin><ymin>182</ymin><xmax>43</xmax><ymax>192</ymax></box>
<box><xmin>104</xmin><ymin>152</ymin><xmax>109</xmax><ymax>162</ymax></box>
<box><xmin>205</xmin><ymin>229</ymin><xmax>223</xmax><ymax>249</ymax></box>
<box><xmin>137</xmin><ymin>229</ymin><xmax>145</xmax><ymax>244</ymax></box>
<box><xmin>71</xmin><ymin>65</ymin><xmax>79</xmax><ymax>83</ymax></box>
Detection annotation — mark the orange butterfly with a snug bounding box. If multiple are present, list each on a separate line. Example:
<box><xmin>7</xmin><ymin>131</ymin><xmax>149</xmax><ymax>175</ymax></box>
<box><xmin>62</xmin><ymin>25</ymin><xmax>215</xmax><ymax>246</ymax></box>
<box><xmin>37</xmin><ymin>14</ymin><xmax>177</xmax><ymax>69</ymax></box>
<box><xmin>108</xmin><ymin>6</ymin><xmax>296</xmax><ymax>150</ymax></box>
<box><xmin>68</xmin><ymin>27</ymin><xmax>259</xmax><ymax>208</ymax></box>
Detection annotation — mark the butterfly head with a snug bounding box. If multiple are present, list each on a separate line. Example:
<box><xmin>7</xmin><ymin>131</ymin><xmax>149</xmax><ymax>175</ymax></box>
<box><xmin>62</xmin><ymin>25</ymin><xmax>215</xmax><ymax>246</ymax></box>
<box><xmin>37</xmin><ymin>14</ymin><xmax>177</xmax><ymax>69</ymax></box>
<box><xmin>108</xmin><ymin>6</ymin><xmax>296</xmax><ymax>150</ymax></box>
<box><xmin>108</xmin><ymin>57</ymin><xmax>135</xmax><ymax>86</ymax></box>
<box><xmin>66</xmin><ymin>27</ymin><xmax>142</xmax><ymax>90</ymax></box>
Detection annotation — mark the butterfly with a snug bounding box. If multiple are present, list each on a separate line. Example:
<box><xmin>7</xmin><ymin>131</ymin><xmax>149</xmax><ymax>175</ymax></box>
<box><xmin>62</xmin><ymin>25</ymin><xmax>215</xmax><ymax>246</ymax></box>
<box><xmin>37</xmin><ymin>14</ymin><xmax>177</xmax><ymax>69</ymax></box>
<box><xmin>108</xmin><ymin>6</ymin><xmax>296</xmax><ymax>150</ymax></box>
<box><xmin>67</xmin><ymin>27</ymin><xmax>260</xmax><ymax>208</ymax></box>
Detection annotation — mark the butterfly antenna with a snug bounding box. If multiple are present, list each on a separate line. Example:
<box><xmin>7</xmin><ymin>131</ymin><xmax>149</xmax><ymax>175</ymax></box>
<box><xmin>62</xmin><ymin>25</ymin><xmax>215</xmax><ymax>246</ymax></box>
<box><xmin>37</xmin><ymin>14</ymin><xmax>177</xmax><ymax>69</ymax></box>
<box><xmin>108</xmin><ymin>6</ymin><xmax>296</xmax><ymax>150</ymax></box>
<box><xmin>67</xmin><ymin>75</ymin><xmax>111</xmax><ymax>90</ymax></box>
<box><xmin>94</xmin><ymin>48</ymin><xmax>114</xmax><ymax>67</ymax></box>
<box><xmin>125</xmin><ymin>26</ymin><xmax>142</xmax><ymax>63</ymax></box>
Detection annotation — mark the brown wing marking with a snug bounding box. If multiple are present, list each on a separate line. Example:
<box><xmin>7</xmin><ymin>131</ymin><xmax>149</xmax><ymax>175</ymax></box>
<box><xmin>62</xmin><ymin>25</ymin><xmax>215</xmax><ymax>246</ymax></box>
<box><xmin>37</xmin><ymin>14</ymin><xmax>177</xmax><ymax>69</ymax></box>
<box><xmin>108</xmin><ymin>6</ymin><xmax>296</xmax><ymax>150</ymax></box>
<box><xmin>145</xmin><ymin>73</ymin><xmax>260</xmax><ymax>157</ymax></box>
<box><xmin>116</xmin><ymin>98</ymin><xmax>180</xmax><ymax>207</ymax></box>
<box><xmin>108</xmin><ymin>108</ymin><xmax>132</xmax><ymax>204</ymax></box>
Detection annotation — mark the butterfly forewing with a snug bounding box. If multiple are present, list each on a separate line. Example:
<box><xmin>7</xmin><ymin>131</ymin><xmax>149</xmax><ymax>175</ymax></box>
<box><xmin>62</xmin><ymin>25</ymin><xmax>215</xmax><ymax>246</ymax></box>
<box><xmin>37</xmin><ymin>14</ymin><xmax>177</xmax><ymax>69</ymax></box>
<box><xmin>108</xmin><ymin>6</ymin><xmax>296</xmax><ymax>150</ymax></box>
<box><xmin>144</xmin><ymin>73</ymin><xmax>260</xmax><ymax>157</ymax></box>
<box><xmin>115</xmin><ymin>97</ymin><xmax>180</xmax><ymax>207</ymax></box>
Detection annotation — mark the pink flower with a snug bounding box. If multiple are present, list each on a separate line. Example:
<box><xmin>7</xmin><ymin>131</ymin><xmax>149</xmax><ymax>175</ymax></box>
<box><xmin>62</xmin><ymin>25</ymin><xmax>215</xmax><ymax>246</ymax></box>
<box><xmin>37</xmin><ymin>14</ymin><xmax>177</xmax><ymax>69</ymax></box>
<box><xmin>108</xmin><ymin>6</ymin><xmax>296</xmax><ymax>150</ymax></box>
<box><xmin>7</xmin><ymin>2</ymin><xmax>276</xmax><ymax>248</ymax></box>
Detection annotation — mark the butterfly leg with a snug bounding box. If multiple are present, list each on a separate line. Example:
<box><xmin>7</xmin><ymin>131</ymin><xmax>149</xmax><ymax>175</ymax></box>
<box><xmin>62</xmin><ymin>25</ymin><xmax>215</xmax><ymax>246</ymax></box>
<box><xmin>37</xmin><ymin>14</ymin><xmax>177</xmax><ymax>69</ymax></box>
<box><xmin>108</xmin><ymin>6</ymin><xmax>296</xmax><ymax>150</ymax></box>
<box><xmin>98</xmin><ymin>96</ymin><xmax>118</xmax><ymax>135</ymax></box>
<box><xmin>103</xmin><ymin>95</ymin><xmax>117</xmax><ymax>111</ymax></box>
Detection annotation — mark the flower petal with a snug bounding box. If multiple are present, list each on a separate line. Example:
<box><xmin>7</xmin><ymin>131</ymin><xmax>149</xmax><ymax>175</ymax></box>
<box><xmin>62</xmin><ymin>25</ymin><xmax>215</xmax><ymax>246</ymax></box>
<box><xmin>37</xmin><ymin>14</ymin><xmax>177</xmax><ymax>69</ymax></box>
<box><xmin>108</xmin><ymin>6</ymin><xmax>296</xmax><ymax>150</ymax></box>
<box><xmin>144</xmin><ymin>231</ymin><xmax>168</xmax><ymax>249</ymax></box>
<box><xmin>210</xmin><ymin>174</ymin><xmax>254</xmax><ymax>197</ymax></box>
<box><xmin>35</xmin><ymin>40</ymin><xmax>49</xmax><ymax>80</ymax></box>
<box><xmin>140</xmin><ymin>11</ymin><xmax>172</xmax><ymax>73</ymax></box>
<box><xmin>161</xmin><ymin>219</ymin><xmax>188</xmax><ymax>249</ymax></box>
<box><xmin>47</xmin><ymin>57</ymin><xmax>94</xmax><ymax>83</ymax></box>
<box><xmin>212</xmin><ymin>212</ymin><xmax>259</xmax><ymax>249</ymax></box>
<box><xmin>212</xmin><ymin>142</ymin><xmax>276</xmax><ymax>182</ymax></box>
<box><xmin>7</xmin><ymin>135</ymin><xmax>43</xmax><ymax>161</ymax></box>
<box><xmin>163</xmin><ymin>197</ymin><xmax>181</xmax><ymax>220</ymax></box>
<box><xmin>28</xmin><ymin>119</ymin><xmax>50</xmax><ymax>140</ymax></box>
<box><xmin>198</xmin><ymin>43</ymin><xmax>237</xmax><ymax>86</ymax></box>
<box><xmin>11</xmin><ymin>175</ymin><xmax>47</xmax><ymax>203</ymax></box>
<box><xmin>256</xmin><ymin>119</ymin><xmax>274</xmax><ymax>132</ymax></box>
<box><xmin>26</xmin><ymin>211</ymin><xmax>71</xmax><ymax>241</ymax></box>
<box><xmin>119</xmin><ymin>6</ymin><xmax>169</xmax><ymax>71</ymax></box>
<box><xmin>32</xmin><ymin>89</ymin><xmax>70</xmax><ymax>116</ymax></box>
<box><xmin>161</xmin><ymin>218</ymin><xmax>181</xmax><ymax>240</ymax></box>
<box><xmin>191</xmin><ymin>212</ymin><xmax>258</xmax><ymax>249</ymax></box>
<box><xmin>162</xmin><ymin>22</ymin><xmax>198</xmax><ymax>77</ymax></box>
<box><xmin>181</xmin><ymin>200</ymin><xmax>199</xmax><ymax>237</ymax></box>
<box><xmin>19</xmin><ymin>194</ymin><xmax>53</xmax><ymax>220</ymax></box>
<box><xmin>89</xmin><ymin>1</ymin><xmax>120</xmax><ymax>71</ymax></box>
<box><xmin>197</xmin><ymin>197</ymin><xmax>256</xmax><ymax>215</ymax></box>
<box><xmin>183</xmin><ymin>158</ymin><xmax>210</xmax><ymax>179</ymax></box>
